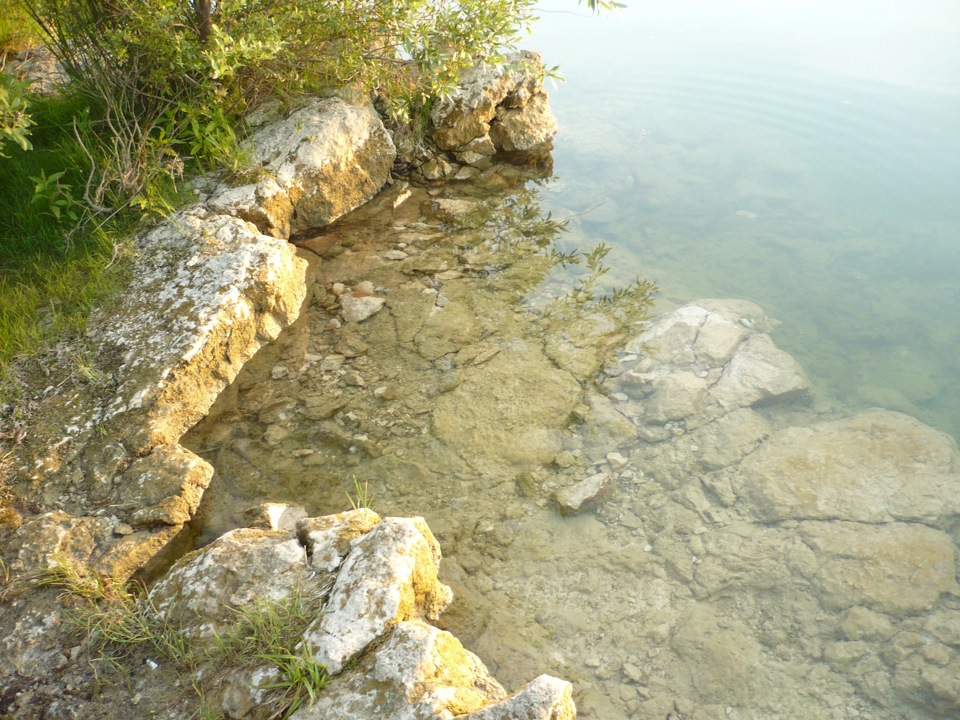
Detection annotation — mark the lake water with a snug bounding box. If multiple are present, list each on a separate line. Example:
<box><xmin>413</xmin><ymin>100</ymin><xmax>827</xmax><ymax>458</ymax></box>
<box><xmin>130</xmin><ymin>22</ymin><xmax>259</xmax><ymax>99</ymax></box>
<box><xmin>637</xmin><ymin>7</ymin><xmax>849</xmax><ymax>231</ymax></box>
<box><xmin>530</xmin><ymin>0</ymin><xmax>960</xmax><ymax>442</ymax></box>
<box><xmin>184</xmin><ymin>3</ymin><xmax>960</xmax><ymax>718</ymax></box>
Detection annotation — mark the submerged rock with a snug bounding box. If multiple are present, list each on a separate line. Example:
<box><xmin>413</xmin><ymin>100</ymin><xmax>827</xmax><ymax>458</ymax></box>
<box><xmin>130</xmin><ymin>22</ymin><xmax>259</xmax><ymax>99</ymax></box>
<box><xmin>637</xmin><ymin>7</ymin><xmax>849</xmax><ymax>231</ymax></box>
<box><xmin>732</xmin><ymin>409</ymin><xmax>960</xmax><ymax>525</ymax></box>
<box><xmin>554</xmin><ymin>472</ymin><xmax>612</xmax><ymax>516</ymax></box>
<box><xmin>615</xmin><ymin>300</ymin><xmax>810</xmax><ymax>430</ymax></box>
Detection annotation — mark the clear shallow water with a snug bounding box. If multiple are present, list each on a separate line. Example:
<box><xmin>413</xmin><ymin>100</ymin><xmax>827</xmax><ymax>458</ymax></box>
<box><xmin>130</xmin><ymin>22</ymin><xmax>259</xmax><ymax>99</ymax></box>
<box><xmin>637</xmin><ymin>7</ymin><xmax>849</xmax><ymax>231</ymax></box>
<box><xmin>182</xmin><ymin>4</ymin><xmax>960</xmax><ymax>719</ymax></box>
<box><xmin>531</xmin><ymin>0</ymin><xmax>960</xmax><ymax>440</ymax></box>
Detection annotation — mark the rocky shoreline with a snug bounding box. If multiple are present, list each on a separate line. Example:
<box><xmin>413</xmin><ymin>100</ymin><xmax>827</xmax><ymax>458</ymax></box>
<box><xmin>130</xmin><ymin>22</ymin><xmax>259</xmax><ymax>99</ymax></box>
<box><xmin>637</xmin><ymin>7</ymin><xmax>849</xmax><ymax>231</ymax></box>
<box><xmin>2</xmin><ymin>47</ymin><xmax>960</xmax><ymax>720</ymax></box>
<box><xmin>0</xmin><ymin>54</ymin><xmax>568</xmax><ymax>719</ymax></box>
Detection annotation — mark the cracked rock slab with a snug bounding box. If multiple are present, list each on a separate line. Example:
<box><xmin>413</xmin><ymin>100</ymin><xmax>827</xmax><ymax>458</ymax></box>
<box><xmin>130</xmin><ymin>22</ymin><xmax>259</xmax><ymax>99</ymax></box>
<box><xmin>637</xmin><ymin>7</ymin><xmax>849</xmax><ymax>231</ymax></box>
<box><xmin>294</xmin><ymin>621</ymin><xmax>506</xmax><ymax>719</ymax></box>
<box><xmin>301</xmin><ymin>517</ymin><xmax>453</xmax><ymax>675</ymax></box>
<box><xmin>209</xmin><ymin>97</ymin><xmax>396</xmax><ymax>236</ymax></box>
<box><xmin>732</xmin><ymin>409</ymin><xmax>960</xmax><ymax>525</ymax></box>
<box><xmin>150</xmin><ymin>527</ymin><xmax>312</xmax><ymax>640</ymax></box>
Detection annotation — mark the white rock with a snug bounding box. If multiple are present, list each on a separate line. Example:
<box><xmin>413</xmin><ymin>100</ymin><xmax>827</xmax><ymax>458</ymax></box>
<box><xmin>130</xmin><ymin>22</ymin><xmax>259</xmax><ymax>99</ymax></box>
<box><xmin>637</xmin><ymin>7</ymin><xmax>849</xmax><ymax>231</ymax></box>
<box><xmin>340</xmin><ymin>294</ymin><xmax>385</xmax><ymax>323</ymax></box>
<box><xmin>554</xmin><ymin>472</ymin><xmax>612</xmax><ymax>516</ymax></box>
<box><xmin>458</xmin><ymin>674</ymin><xmax>576</xmax><ymax>720</ymax></box>
<box><xmin>294</xmin><ymin>621</ymin><xmax>506</xmax><ymax>719</ymax></box>
<box><xmin>301</xmin><ymin>517</ymin><xmax>453</xmax><ymax>675</ymax></box>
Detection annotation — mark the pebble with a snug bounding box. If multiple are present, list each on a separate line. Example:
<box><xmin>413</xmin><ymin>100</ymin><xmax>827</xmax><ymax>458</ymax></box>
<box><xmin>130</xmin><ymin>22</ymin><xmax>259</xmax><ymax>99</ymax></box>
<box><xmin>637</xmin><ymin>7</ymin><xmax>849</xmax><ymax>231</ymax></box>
<box><xmin>384</xmin><ymin>250</ymin><xmax>408</xmax><ymax>261</ymax></box>
<box><xmin>606</xmin><ymin>452</ymin><xmax>629</xmax><ymax>471</ymax></box>
<box><xmin>113</xmin><ymin>522</ymin><xmax>134</xmax><ymax>536</ymax></box>
<box><xmin>354</xmin><ymin>280</ymin><xmax>375</xmax><ymax>295</ymax></box>
<box><xmin>344</xmin><ymin>371</ymin><xmax>365</xmax><ymax>387</ymax></box>
<box><xmin>320</xmin><ymin>354</ymin><xmax>345</xmax><ymax>372</ymax></box>
<box><xmin>374</xmin><ymin>386</ymin><xmax>399</xmax><ymax>400</ymax></box>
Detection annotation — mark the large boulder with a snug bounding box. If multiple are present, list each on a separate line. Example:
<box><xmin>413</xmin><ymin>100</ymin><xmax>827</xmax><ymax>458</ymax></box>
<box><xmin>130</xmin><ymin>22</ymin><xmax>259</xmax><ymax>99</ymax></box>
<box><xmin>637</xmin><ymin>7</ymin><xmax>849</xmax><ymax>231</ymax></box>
<box><xmin>209</xmin><ymin>97</ymin><xmax>397</xmax><ymax>237</ymax></box>
<box><xmin>430</xmin><ymin>51</ymin><xmax>557</xmax><ymax>161</ymax></box>
<box><xmin>301</xmin><ymin>517</ymin><xmax>453</xmax><ymax>675</ymax></box>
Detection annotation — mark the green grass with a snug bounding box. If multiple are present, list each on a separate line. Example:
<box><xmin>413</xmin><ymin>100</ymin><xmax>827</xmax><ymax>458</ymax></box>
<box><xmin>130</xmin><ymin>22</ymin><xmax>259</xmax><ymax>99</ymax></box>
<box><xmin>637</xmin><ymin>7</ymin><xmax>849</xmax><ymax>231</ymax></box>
<box><xmin>33</xmin><ymin>556</ymin><xmax>329</xmax><ymax>719</ymax></box>
<box><xmin>0</xmin><ymin>1</ymin><xmax>40</xmax><ymax>57</ymax></box>
<box><xmin>0</xmin><ymin>91</ymin><xmax>132</xmax><ymax>376</ymax></box>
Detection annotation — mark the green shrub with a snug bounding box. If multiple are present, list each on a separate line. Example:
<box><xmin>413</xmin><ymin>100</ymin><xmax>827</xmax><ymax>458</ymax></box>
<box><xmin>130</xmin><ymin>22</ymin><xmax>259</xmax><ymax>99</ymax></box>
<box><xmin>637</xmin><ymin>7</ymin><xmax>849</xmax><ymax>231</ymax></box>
<box><xmin>20</xmin><ymin>0</ymin><xmax>539</xmax><ymax>212</ymax></box>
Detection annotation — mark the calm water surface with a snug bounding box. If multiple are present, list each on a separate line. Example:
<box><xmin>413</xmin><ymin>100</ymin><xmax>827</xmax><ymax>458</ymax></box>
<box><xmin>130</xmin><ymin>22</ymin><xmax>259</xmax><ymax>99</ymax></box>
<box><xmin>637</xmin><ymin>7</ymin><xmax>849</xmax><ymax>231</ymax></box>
<box><xmin>186</xmin><ymin>4</ymin><xmax>960</xmax><ymax>718</ymax></box>
<box><xmin>531</xmin><ymin>0</ymin><xmax>960</xmax><ymax>440</ymax></box>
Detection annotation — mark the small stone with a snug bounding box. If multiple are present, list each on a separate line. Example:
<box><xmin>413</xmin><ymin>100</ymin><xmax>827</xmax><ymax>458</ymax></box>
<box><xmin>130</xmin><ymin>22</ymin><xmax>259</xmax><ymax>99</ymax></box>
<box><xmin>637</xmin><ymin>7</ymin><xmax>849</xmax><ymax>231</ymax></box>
<box><xmin>335</xmin><ymin>336</ymin><xmax>369</xmax><ymax>358</ymax></box>
<box><xmin>354</xmin><ymin>281</ymin><xmax>375</xmax><ymax>296</ymax></box>
<box><xmin>341</xmin><ymin>294</ymin><xmax>385</xmax><ymax>323</ymax></box>
<box><xmin>344</xmin><ymin>371</ymin><xmax>365</xmax><ymax>387</ymax></box>
<box><xmin>331</xmin><ymin>282</ymin><xmax>346</xmax><ymax>296</ymax></box>
<box><xmin>271</xmin><ymin>365</ymin><xmax>289</xmax><ymax>380</ymax></box>
<box><xmin>374</xmin><ymin>386</ymin><xmax>399</xmax><ymax>400</ymax></box>
<box><xmin>114</xmin><ymin>522</ymin><xmax>134</xmax><ymax>536</ymax></box>
<box><xmin>320</xmin><ymin>354</ymin><xmax>345</xmax><ymax>372</ymax></box>
<box><xmin>554</xmin><ymin>451</ymin><xmax>577</xmax><ymax>469</ymax></box>
<box><xmin>606</xmin><ymin>452</ymin><xmax>628</xmax><ymax>472</ymax></box>
<box><xmin>384</xmin><ymin>250</ymin><xmax>409</xmax><ymax>261</ymax></box>
<box><xmin>553</xmin><ymin>473</ymin><xmax>612</xmax><ymax>516</ymax></box>
<box><xmin>610</xmin><ymin>392</ymin><xmax>629</xmax><ymax>403</ymax></box>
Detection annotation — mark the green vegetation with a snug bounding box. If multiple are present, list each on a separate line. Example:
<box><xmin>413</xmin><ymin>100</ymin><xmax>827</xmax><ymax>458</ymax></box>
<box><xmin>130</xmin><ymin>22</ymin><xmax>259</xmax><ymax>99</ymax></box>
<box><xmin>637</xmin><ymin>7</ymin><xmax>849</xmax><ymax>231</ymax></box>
<box><xmin>0</xmin><ymin>0</ymin><xmax>542</xmax><ymax>380</ymax></box>
<box><xmin>35</xmin><ymin>556</ymin><xmax>330</xmax><ymax>719</ymax></box>
<box><xmin>0</xmin><ymin>91</ymin><xmax>132</xmax><ymax>374</ymax></box>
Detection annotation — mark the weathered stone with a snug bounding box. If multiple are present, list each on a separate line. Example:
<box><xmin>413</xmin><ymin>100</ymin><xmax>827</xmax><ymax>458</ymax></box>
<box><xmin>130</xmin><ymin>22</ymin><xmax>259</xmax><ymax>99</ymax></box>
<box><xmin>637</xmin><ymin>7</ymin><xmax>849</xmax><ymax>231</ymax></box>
<box><xmin>150</xmin><ymin>527</ymin><xmax>311</xmax><ymax>639</ymax></box>
<box><xmin>212</xmin><ymin>97</ymin><xmax>396</xmax><ymax>234</ymax></box>
<box><xmin>340</xmin><ymin>293</ymin><xmax>385</xmax><ymax>323</ymax></box>
<box><xmin>799</xmin><ymin>521</ymin><xmax>958</xmax><ymax>614</ymax></box>
<box><xmin>554</xmin><ymin>472</ymin><xmax>612</xmax><ymax>516</ymax></box>
<box><xmin>430</xmin><ymin>51</ymin><xmax>551</xmax><ymax>153</ymax></box>
<box><xmin>118</xmin><ymin>445</ymin><xmax>213</xmax><ymax>527</ymax></box>
<box><xmin>732</xmin><ymin>409</ymin><xmax>960</xmax><ymax>524</ymax></box>
<box><xmin>243</xmin><ymin>502</ymin><xmax>309</xmax><ymax>531</ymax></box>
<box><xmin>429</xmin><ymin>197</ymin><xmax>479</xmax><ymax>223</ymax></box>
<box><xmin>296</xmin><ymin>508</ymin><xmax>381</xmax><ymax>572</ymax></box>
<box><xmin>489</xmin><ymin>92</ymin><xmax>558</xmax><ymax>154</ymax></box>
<box><xmin>301</xmin><ymin>517</ymin><xmax>453</xmax><ymax>675</ymax></box>
<box><xmin>456</xmin><ymin>674</ymin><xmax>576</xmax><ymax>720</ymax></box>
<box><xmin>617</xmin><ymin>301</ymin><xmax>808</xmax><ymax>428</ymax></box>
<box><xmin>94</xmin><ymin>209</ymin><xmax>309</xmax><ymax>453</ymax></box>
<box><xmin>709</xmin><ymin>333</ymin><xmax>810</xmax><ymax>409</ymax></box>
<box><xmin>295</xmin><ymin>621</ymin><xmax>506</xmax><ymax>719</ymax></box>
<box><xmin>214</xmin><ymin>664</ymin><xmax>282</xmax><ymax>720</ymax></box>
<box><xmin>432</xmin><ymin>344</ymin><xmax>582</xmax><ymax>473</ymax></box>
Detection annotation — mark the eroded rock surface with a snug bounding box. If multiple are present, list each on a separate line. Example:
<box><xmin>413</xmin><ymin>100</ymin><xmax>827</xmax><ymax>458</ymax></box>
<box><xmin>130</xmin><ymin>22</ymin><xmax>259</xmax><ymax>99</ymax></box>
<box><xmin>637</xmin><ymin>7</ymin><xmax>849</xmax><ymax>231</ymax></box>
<box><xmin>209</xmin><ymin>97</ymin><xmax>396</xmax><ymax>237</ymax></box>
<box><xmin>148</xmin><ymin>510</ymin><xmax>572</xmax><ymax>720</ymax></box>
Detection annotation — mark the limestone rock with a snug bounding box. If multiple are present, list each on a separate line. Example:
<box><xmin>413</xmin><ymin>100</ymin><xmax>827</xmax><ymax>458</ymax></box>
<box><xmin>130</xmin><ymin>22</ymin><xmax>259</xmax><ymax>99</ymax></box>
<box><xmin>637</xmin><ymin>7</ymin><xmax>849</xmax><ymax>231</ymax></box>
<box><xmin>294</xmin><ymin>621</ymin><xmax>506</xmax><ymax>719</ymax></box>
<box><xmin>296</xmin><ymin>508</ymin><xmax>382</xmax><ymax>572</ymax></box>
<box><xmin>150</xmin><ymin>527</ymin><xmax>312</xmax><ymax>639</ymax></box>
<box><xmin>554</xmin><ymin>472</ymin><xmax>612</xmax><ymax>516</ymax></box>
<box><xmin>732</xmin><ymin>409</ymin><xmax>960</xmax><ymax>525</ymax></box>
<box><xmin>301</xmin><ymin>517</ymin><xmax>453</xmax><ymax>675</ymax></box>
<box><xmin>340</xmin><ymin>293</ymin><xmax>386</xmax><ymax>323</ymax></box>
<box><xmin>2</xmin><ymin>511</ymin><xmax>115</xmax><ymax>576</ymax></box>
<box><xmin>456</xmin><ymin>674</ymin><xmax>576</xmax><ymax>720</ymax></box>
<box><xmin>709</xmin><ymin>333</ymin><xmax>811</xmax><ymax>409</ymax></box>
<box><xmin>118</xmin><ymin>445</ymin><xmax>214</xmax><ymax>527</ymax></box>
<box><xmin>432</xmin><ymin>344</ymin><xmax>582</xmax><ymax>473</ymax></box>
<box><xmin>489</xmin><ymin>92</ymin><xmax>558</xmax><ymax>154</ymax></box>
<box><xmin>211</xmin><ymin>97</ymin><xmax>396</xmax><ymax>235</ymax></box>
<box><xmin>95</xmin><ymin>209</ymin><xmax>309</xmax><ymax>453</ymax></box>
<box><xmin>799</xmin><ymin>521</ymin><xmax>958</xmax><ymax>614</ymax></box>
<box><xmin>616</xmin><ymin>300</ymin><xmax>809</xmax><ymax>429</ymax></box>
<box><xmin>430</xmin><ymin>51</ymin><xmax>555</xmax><ymax>157</ymax></box>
